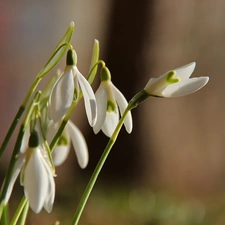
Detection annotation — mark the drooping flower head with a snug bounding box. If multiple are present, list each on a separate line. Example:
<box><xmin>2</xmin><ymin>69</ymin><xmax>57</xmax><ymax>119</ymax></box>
<box><xmin>93</xmin><ymin>66</ymin><xmax>132</xmax><ymax>137</ymax></box>
<box><xmin>144</xmin><ymin>62</ymin><xmax>209</xmax><ymax>97</ymax></box>
<box><xmin>128</xmin><ymin>62</ymin><xmax>209</xmax><ymax>109</ymax></box>
<box><xmin>49</xmin><ymin>48</ymin><xmax>97</xmax><ymax>126</ymax></box>
<box><xmin>4</xmin><ymin>129</ymin><xmax>55</xmax><ymax>214</ymax></box>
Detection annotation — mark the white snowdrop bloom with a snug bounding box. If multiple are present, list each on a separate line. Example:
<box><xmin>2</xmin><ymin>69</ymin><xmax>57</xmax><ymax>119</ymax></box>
<box><xmin>93</xmin><ymin>66</ymin><xmax>132</xmax><ymax>137</ymax></box>
<box><xmin>144</xmin><ymin>62</ymin><xmax>209</xmax><ymax>97</ymax></box>
<box><xmin>4</xmin><ymin>130</ymin><xmax>55</xmax><ymax>214</ymax></box>
<box><xmin>49</xmin><ymin>49</ymin><xmax>97</xmax><ymax>126</ymax></box>
<box><xmin>47</xmin><ymin>120</ymin><xmax>88</xmax><ymax>168</ymax></box>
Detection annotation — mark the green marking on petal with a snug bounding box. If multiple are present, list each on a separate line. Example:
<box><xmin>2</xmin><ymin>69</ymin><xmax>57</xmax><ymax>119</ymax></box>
<box><xmin>74</xmin><ymin>88</ymin><xmax>79</xmax><ymax>100</ymax></box>
<box><xmin>107</xmin><ymin>100</ymin><xmax>117</xmax><ymax>113</ymax></box>
<box><xmin>58</xmin><ymin>135</ymin><xmax>69</xmax><ymax>146</ymax></box>
<box><xmin>100</xmin><ymin>67</ymin><xmax>111</xmax><ymax>81</ymax></box>
<box><xmin>166</xmin><ymin>71</ymin><xmax>180</xmax><ymax>84</ymax></box>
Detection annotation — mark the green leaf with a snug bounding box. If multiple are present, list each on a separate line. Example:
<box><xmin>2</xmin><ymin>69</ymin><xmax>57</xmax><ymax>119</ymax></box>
<box><xmin>88</xmin><ymin>39</ymin><xmax>99</xmax><ymax>84</ymax></box>
<box><xmin>37</xmin><ymin>21</ymin><xmax>75</xmax><ymax>78</ymax></box>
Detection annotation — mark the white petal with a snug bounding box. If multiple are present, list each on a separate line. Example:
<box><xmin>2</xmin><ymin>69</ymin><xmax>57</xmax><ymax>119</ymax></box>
<box><xmin>102</xmin><ymin>109</ymin><xmax>119</xmax><ymax>138</ymax></box>
<box><xmin>111</xmin><ymin>84</ymin><xmax>133</xmax><ymax>133</ymax></box>
<box><xmin>144</xmin><ymin>74</ymin><xmax>168</xmax><ymax>96</ymax></box>
<box><xmin>93</xmin><ymin>85</ymin><xmax>107</xmax><ymax>134</ymax></box>
<box><xmin>52</xmin><ymin>145</ymin><xmax>70</xmax><ymax>166</ymax></box>
<box><xmin>49</xmin><ymin>67</ymin><xmax>74</xmax><ymax>122</ymax></box>
<box><xmin>174</xmin><ymin>62</ymin><xmax>196</xmax><ymax>80</ymax></box>
<box><xmin>163</xmin><ymin>77</ymin><xmax>209</xmax><ymax>97</ymax></box>
<box><xmin>67</xmin><ymin>120</ymin><xmax>89</xmax><ymax>169</ymax></box>
<box><xmin>44</xmin><ymin>174</ymin><xmax>55</xmax><ymax>213</ymax></box>
<box><xmin>112</xmin><ymin>84</ymin><xmax>133</xmax><ymax>134</ymax></box>
<box><xmin>144</xmin><ymin>62</ymin><xmax>196</xmax><ymax>96</ymax></box>
<box><xmin>48</xmin><ymin>121</ymin><xmax>71</xmax><ymax>166</ymax></box>
<box><xmin>24</xmin><ymin>148</ymin><xmax>49</xmax><ymax>214</ymax></box>
<box><xmin>75</xmin><ymin>67</ymin><xmax>97</xmax><ymax>127</ymax></box>
<box><xmin>20</xmin><ymin>127</ymin><xmax>30</xmax><ymax>154</ymax></box>
<box><xmin>3</xmin><ymin>156</ymin><xmax>25</xmax><ymax>204</ymax></box>
<box><xmin>41</xmin><ymin>156</ymin><xmax>55</xmax><ymax>213</ymax></box>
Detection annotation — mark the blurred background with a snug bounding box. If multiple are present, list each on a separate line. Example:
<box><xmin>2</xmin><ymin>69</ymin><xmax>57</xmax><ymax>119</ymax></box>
<box><xmin>1</xmin><ymin>0</ymin><xmax>225</xmax><ymax>224</ymax></box>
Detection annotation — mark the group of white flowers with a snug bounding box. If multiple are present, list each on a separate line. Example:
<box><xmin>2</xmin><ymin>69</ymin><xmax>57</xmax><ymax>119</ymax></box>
<box><xmin>1</xmin><ymin>40</ymin><xmax>209</xmax><ymax>215</ymax></box>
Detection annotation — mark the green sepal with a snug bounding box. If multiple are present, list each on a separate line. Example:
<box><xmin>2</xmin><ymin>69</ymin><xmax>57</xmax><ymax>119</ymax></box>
<box><xmin>88</xmin><ymin>39</ymin><xmax>100</xmax><ymax>84</ymax></box>
<box><xmin>66</xmin><ymin>49</ymin><xmax>77</xmax><ymax>66</ymax></box>
<box><xmin>37</xmin><ymin>21</ymin><xmax>75</xmax><ymax>78</ymax></box>
<box><xmin>28</xmin><ymin>130</ymin><xmax>39</xmax><ymax>148</ymax></box>
<box><xmin>100</xmin><ymin>66</ymin><xmax>111</xmax><ymax>81</ymax></box>
<box><xmin>166</xmin><ymin>71</ymin><xmax>180</xmax><ymax>84</ymax></box>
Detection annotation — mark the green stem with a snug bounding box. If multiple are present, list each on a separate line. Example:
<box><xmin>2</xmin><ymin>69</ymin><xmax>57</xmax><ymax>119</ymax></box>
<box><xmin>70</xmin><ymin>89</ymin><xmax>154</xmax><ymax>225</ymax></box>
<box><xmin>50</xmin><ymin>101</ymin><xmax>78</xmax><ymax>152</ymax></box>
<box><xmin>18</xmin><ymin>201</ymin><xmax>29</xmax><ymax>225</ymax></box>
<box><xmin>0</xmin><ymin>202</ymin><xmax>4</xmax><ymax>219</ymax></box>
<box><xmin>71</xmin><ymin>106</ymin><xmax>131</xmax><ymax>225</ymax></box>
<box><xmin>87</xmin><ymin>60</ymin><xmax>105</xmax><ymax>85</ymax></box>
<box><xmin>9</xmin><ymin>197</ymin><xmax>27</xmax><ymax>225</ymax></box>
<box><xmin>2</xmin><ymin>204</ymin><xmax>9</xmax><ymax>225</ymax></box>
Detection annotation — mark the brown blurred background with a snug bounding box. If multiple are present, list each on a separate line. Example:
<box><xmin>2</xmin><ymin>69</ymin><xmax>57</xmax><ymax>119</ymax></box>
<box><xmin>1</xmin><ymin>1</ymin><xmax>225</xmax><ymax>225</ymax></box>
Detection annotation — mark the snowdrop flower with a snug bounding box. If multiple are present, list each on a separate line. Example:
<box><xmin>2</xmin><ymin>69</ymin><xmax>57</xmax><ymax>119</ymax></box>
<box><xmin>47</xmin><ymin>120</ymin><xmax>88</xmax><ymax>168</ymax></box>
<box><xmin>144</xmin><ymin>62</ymin><xmax>209</xmax><ymax>97</ymax></box>
<box><xmin>93</xmin><ymin>66</ymin><xmax>132</xmax><ymax>137</ymax></box>
<box><xmin>49</xmin><ymin>49</ymin><xmax>97</xmax><ymax>126</ymax></box>
<box><xmin>4</xmin><ymin>130</ymin><xmax>55</xmax><ymax>214</ymax></box>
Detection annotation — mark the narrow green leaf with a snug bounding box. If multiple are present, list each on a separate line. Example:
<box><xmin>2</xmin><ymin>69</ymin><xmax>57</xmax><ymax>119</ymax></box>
<box><xmin>2</xmin><ymin>204</ymin><xmax>9</xmax><ymax>225</ymax></box>
<box><xmin>38</xmin><ymin>21</ymin><xmax>75</xmax><ymax>78</ymax></box>
<box><xmin>88</xmin><ymin>39</ymin><xmax>99</xmax><ymax>84</ymax></box>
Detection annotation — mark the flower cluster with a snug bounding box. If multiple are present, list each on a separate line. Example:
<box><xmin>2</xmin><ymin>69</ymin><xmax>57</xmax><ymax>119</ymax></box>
<box><xmin>0</xmin><ymin>22</ymin><xmax>209</xmax><ymax>222</ymax></box>
<box><xmin>1</xmin><ymin>45</ymin><xmax>134</xmax><ymax>214</ymax></box>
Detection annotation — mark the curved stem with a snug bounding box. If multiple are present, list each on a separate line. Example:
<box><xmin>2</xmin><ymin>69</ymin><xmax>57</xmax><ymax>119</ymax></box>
<box><xmin>71</xmin><ymin>106</ymin><xmax>131</xmax><ymax>225</ymax></box>
<box><xmin>87</xmin><ymin>60</ymin><xmax>105</xmax><ymax>85</ymax></box>
<box><xmin>70</xmin><ymin>88</ymin><xmax>154</xmax><ymax>225</ymax></box>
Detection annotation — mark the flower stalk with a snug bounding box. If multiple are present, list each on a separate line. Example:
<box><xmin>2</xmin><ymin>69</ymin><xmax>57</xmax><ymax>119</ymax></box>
<box><xmin>71</xmin><ymin>104</ymin><xmax>132</xmax><ymax>225</ymax></box>
<box><xmin>49</xmin><ymin>100</ymin><xmax>78</xmax><ymax>152</ymax></box>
